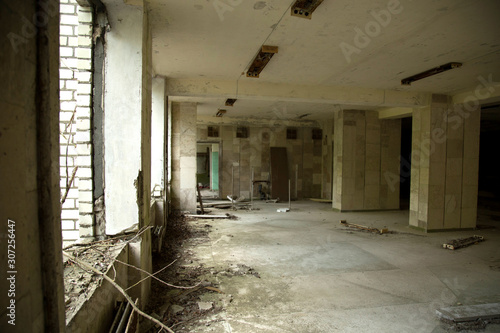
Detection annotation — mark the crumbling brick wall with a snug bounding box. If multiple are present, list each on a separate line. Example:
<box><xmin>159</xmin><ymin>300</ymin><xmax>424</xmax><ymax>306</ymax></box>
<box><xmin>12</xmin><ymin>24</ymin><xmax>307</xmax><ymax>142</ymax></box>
<box><xmin>59</xmin><ymin>0</ymin><xmax>94</xmax><ymax>246</ymax></box>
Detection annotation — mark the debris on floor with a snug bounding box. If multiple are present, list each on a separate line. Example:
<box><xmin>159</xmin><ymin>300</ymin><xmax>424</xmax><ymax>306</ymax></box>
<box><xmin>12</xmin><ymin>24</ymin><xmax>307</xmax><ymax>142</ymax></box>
<box><xmin>145</xmin><ymin>213</ymin><xmax>261</xmax><ymax>332</ymax></box>
<box><xmin>185</xmin><ymin>212</ymin><xmax>238</xmax><ymax>220</ymax></box>
<box><xmin>227</xmin><ymin>195</ymin><xmax>245</xmax><ymax>203</ymax></box>
<box><xmin>442</xmin><ymin>235</ymin><xmax>485</xmax><ymax>250</ymax></box>
<box><xmin>339</xmin><ymin>220</ymin><xmax>389</xmax><ymax>234</ymax></box>
<box><xmin>198</xmin><ymin>197</ymin><xmax>252</xmax><ymax>210</ymax></box>
<box><xmin>216</xmin><ymin>263</ymin><xmax>261</xmax><ymax>279</ymax></box>
<box><xmin>436</xmin><ymin>303</ymin><xmax>500</xmax><ymax>331</ymax></box>
<box><xmin>185</xmin><ymin>214</ymin><xmax>230</xmax><ymax>219</ymax></box>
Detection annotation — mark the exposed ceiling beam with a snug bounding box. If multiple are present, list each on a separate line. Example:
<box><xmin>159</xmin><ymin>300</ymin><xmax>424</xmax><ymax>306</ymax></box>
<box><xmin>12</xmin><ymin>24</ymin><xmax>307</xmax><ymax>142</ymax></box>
<box><xmin>166</xmin><ymin>79</ymin><xmax>431</xmax><ymax>108</ymax></box>
<box><xmin>452</xmin><ymin>81</ymin><xmax>500</xmax><ymax>105</ymax></box>
<box><xmin>378</xmin><ymin>107</ymin><xmax>413</xmax><ymax>119</ymax></box>
<box><xmin>197</xmin><ymin>115</ymin><xmax>319</xmax><ymax>127</ymax></box>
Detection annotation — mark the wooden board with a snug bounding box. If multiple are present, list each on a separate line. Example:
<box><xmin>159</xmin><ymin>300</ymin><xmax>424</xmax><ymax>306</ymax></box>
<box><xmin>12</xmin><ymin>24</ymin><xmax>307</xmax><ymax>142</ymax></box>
<box><xmin>270</xmin><ymin>147</ymin><xmax>289</xmax><ymax>201</ymax></box>
<box><xmin>442</xmin><ymin>235</ymin><xmax>484</xmax><ymax>250</ymax></box>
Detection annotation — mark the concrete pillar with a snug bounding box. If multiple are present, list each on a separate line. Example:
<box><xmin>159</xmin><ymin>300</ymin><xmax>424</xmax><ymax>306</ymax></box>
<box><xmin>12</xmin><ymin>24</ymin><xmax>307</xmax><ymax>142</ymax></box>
<box><xmin>104</xmin><ymin>3</ymin><xmax>152</xmax><ymax>235</ymax></box>
<box><xmin>151</xmin><ymin>77</ymin><xmax>166</xmax><ymax>194</ymax></box>
<box><xmin>171</xmin><ymin>102</ymin><xmax>197</xmax><ymax>212</ymax></box>
<box><xmin>333</xmin><ymin>110</ymin><xmax>401</xmax><ymax>211</ymax></box>
<box><xmin>321</xmin><ymin>119</ymin><xmax>334</xmax><ymax>200</ymax></box>
<box><xmin>103</xmin><ymin>0</ymin><xmax>153</xmax><ymax>309</ymax></box>
<box><xmin>1</xmin><ymin>0</ymin><xmax>65</xmax><ymax>330</ymax></box>
<box><xmin>410</xmin><ymin>95</ymin><xmax>480</xmax><ymax>231</ymax></box>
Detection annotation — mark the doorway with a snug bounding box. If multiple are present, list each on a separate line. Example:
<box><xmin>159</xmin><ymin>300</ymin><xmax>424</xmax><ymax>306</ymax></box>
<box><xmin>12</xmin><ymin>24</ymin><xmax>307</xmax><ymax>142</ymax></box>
<box><xmin>197</xmin><ymin>142</ymin><xmax>220</xmax><ymax>198</ymax></box>
<box><xmin>478</xmin><ymin>104</ymin><xmax>500</xmax><ymax>220</ymax></box>
<box><xmin>399</xmin><ymin>117</ymin><xmax>412</xmax><ymax>209</ymax></box>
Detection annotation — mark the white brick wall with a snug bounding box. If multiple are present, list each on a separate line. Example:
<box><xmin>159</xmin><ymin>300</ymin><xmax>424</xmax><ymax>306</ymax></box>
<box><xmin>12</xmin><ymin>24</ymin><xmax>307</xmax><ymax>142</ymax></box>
<box><xmin>60</xmin><ymin>0</ymin><xmax>79</xmax><ymax>247</ymax></box>
<box><xmin>59</xmin><ymin>0</ymin><xmax>94</xmax><ymax>247</ymax></box>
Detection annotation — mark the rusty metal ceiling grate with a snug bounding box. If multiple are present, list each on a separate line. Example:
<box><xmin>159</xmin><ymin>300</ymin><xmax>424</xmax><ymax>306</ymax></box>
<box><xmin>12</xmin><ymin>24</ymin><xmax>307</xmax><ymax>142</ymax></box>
<box><xmin>291</xmin><ymin>0</ymin><xmax>324</xmax><ymax>19</ymax></box>
<box><xmin>215</xmin><ymin>109</ymin><xmax>226</xmax><ymax>117</ymax></box>
<box><xmin>246</xmin><ymin>45</ymin><xmax>278</xmax><ymax>78</ymax></box>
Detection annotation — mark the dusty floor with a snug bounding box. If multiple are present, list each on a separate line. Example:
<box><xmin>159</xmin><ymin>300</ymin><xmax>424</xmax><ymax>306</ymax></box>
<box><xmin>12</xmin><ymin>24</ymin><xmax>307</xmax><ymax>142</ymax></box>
<box><xmin>147</xmin><ymin>200</ymin><xmax>500</xmax><ymax>332</ymax></box>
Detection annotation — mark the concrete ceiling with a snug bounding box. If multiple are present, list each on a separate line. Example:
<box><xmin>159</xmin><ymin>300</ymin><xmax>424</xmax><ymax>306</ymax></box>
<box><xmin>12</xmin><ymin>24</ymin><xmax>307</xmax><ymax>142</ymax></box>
<box><xmin>148</xmin><ymin>0</ymin><xmax>500</xmax><ymax>119</ymax></box>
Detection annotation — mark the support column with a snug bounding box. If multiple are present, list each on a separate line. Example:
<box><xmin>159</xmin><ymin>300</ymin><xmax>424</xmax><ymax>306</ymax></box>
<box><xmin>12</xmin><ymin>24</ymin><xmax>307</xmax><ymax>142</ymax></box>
<box><xmin>150</xmin><ymin>77</ymin><xmax>166</xmax><ymax>240</ymax></box>
<box><xmin>1</xmin><ymin>0</ymin><xmax>65</xmax><ymax>330</ymax></box>
<box><xmin>409</xmin><ymin>95</ymin><xmax>480</xmax><ymax>231</ymax></box>
<box><xmin>104</xmin><ymin>3</ymin><xmax>151</xmax><ymax>234</ymax></box>
<box><xmin>171</xmin><ymin>102</ymin><xmax>197</xmax><ymax>212</ymax></box>
<box><xmin>103</xmin><ymin>0</ymin><xmax>152</xmax><ymax>309</ymax></box>
<box><xmin>151</xmin><ymin>77</ymin><xmax>166</xmax><ymax>194</ymax></box>
<box><xmin>321</xmin><ymin>118</ymin><xmax>334</xmax><ymax>200</ymax></box>
<box><xmin>333</xmin><ymin>110</ymin><xmax>401</xmax><ymax>211</ymax></box>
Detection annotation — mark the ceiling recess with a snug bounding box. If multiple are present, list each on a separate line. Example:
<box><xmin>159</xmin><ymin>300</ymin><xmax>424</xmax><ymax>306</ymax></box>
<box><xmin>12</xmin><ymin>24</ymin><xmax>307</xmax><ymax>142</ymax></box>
<box><xmin>291</xmin><ymin>0</ymin><xmax>324</xmax><ymax>19</ymax></box>
<box><xmin>401</xmin><ymin>62</ymin><xmax>463</xmax><ymax>86</ymax></box>
<box><xmin>216</xmin><ymin>109</ymin><xmax>226</xmax><ymax>117</ymax></box>
<box><xmin>225</xmin><ymin>98</ymin><xmax>237</xmax><ymax>106</ymax></box>
<box><xmin>246</xmin><ymin>45</ymin><xmax>279</xmax><ymax>78</ymax></box>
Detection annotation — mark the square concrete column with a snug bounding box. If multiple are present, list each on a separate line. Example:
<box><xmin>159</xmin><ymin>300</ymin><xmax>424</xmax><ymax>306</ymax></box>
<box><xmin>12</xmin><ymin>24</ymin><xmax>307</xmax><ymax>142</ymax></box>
<box><xmin>1</xmin><ymin>0</ymin><xmax>65</xmax><ymax>330</ymax></box>
<box><xmin>171</xmin><ymin>102</ymin><xmax>197</xmax><ymax>212</ymax></box>
<box><xmin>409</xmin><ymin>95</ymin><xmax>480</xmax><ymax>231</ymax></box>
<box><xmin>151</xmin><ymin>77</ymin><xmax>166</xmax><ymax>192</ymax></box>
<box><xmin>333</xmin><ymin>110</ymin><xmax>401</xmax><ymax>211</ymax></box>
<box><xmin>104</xmin><ymin>3</ymin><xmax>152</xmax><ymax>235</ymax></box>
<box><xmin>103</xmin><ymin>1</ymin><xmax>153</xmax><ymax>309</ymax></box>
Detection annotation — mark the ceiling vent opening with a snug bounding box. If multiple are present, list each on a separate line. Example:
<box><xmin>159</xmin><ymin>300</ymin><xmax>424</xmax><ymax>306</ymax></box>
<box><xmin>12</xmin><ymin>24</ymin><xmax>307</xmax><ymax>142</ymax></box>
<box><xmin>401</xmin><ymin>62</ymin><xmax>462</xmax><ymax>86</ymax></box>
<box><xmin>216</xmin><ymin>109</ymin><xmax>226</xmax><ymax>117</ymax></box>
<box><xmin>291</xmin><ymin>0</ymin><xmax>324</xmax><ymax>19</ymax></box>
<box><xmin>225</xmin><ymin>98</ymin><xmax>237</xmax><ymax>106</ymax></box>
<box><xmin>246</xmin><ymin>45</ymin><xmax>278</xmax><ymax>78</ymax></box>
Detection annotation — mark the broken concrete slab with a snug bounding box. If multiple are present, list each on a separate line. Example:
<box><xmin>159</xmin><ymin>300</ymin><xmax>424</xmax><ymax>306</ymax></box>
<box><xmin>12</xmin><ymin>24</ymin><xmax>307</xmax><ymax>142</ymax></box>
<box><xmin>170</xmin><ymin>304</ymin><xmax>184</xmax><ymax>314</ymax></box>
<box><xmin>436</xmin><ymin>303</ymin><xmax>500</xmax><ymax>323</ymax></box>
<box><xmin>198</xmin><ymin>302</ymin><xmax>213</xmax><ymax>311</ymax></box>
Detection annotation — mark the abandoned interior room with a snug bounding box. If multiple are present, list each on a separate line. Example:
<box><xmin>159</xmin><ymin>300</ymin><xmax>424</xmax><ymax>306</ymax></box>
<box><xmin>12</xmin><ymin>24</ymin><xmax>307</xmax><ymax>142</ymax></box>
<box><xmin>2</xmin><ymin>0</ymin><xmax>500</xmax><ymax>331</ymax></box>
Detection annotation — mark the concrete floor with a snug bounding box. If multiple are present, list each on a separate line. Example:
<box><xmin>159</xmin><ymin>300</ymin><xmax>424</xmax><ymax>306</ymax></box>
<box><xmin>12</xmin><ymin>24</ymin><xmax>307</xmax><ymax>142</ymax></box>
<box><xmin>185</xmin><ymin>201</ymin><xmax>500</xmax><ymax>332</ymax></box>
